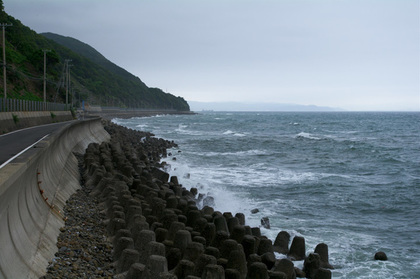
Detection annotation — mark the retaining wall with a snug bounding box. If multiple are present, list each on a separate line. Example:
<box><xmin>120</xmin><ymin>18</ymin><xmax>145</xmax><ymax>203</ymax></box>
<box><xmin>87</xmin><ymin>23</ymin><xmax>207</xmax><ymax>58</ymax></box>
<box><xmin>0</xmin><ymin>118</ymin><xmax>110</xmax><ymax>278</ymax></box>
<box><xmin>0</xmin><ymin>111</ymin><xmax>74</xmax><ymax>134</ymax></box>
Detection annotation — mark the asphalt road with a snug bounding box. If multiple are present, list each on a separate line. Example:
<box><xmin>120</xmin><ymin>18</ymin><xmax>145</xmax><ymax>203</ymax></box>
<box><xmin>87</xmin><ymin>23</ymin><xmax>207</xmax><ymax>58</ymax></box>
<box><xmin>0</xmin><ymin>121</ymin><xmax>75</xmax><ymax>167</ymax></box>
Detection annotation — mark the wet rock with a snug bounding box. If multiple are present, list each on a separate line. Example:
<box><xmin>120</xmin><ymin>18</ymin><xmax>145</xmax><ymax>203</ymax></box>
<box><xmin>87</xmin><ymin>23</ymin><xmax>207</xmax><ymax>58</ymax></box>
<box><xmin>261</xmin><ymin>252</ymin><xmax>276</xmax><ymax>270</ymax></box>
<box><xmin>235</xmin><ymin>213</ymin><xmax>246</xmax><ymax>226</ymax></box>
<box><xmin>247</xmin><ymin>262</ymin><xmax>269</xmax><ymax>279</ymax></box>
<box><xmin>211</xmin><ymin>231</ymin><xmax>229</xmax><ymax>249</ymax></box>
<box><xmin>167</xmin><ymin>247</ymin><xmax>182</xmax><ymax>270</ymax></box>
<box><xmin>145</xmin><ymin>255</ymin><xmax>168</xmax><ymax>278</ymax></box>
<box><xmin>205</xmin><ymin>246</ymin><xmax>220</xmax><ymax>259</ymax></box>
<box><xmin>167</xmin><ymin>221</ymin><xmax>186</xmax><ymax>241</ymax></box>
<box><xmin>113</xmin><ymin>236</ymin><xmax>134</xmax><ymax>261</ymax></box>
<box><xmin>252</xmin><ymin>227</ymin><xmax>262</xmax><ymax>237</ymax></box>
<box><xmin>220</xmin><ymin>239</ymin><xmax>240</xmax><ymax>259</ymax></box>
<box><xmin>202</xmin><ymin>264</ymin><xmax>225</xmax><ymax>279</ymax></box>
<box><xmin>273</xmin><ymin>258</ymin><xmax>296</xmax><ymax>279</ymax></box>
<box><xmin>231</xmin><ymin>225</ymin><xmax>246</xmax><ymax>243</ymax></box>
<box><xmin>314</xmin><ymin>243</ymin><xmax>333</xmax><ymax>269</ymax></box>
<box><xmin>155</xmin><ymin>228</ymin><xmax>168</xmax><ymax>243</ymax></box>
<box><xmin>227</xmin><ymin>249</ymin><xmax>248</xmax><ymax>278</ymax></box>
<box><xmin>303</xmin><ymin>253</ymin><xmax>320</xmax><ymax>279</ymax></box>
<box><xmin>203</xmin><ymin>196</ymin><xmax>215</xmax><ymax>207</ymax></box>
<box><xmin>116</xmin><ymin>248</ymin><xmax>139</xmax><ymax>274</ymax></box>
<box><xmin>227</xmin><ymin>217</ymin><xmax>240</xmax><ymax>234</ymax></box>
<box><xmin>313</xmin><ymin>268</ymin><xmax>331</xmax><ymax>279</ymax></box>
<box><xmin>225</xmin><ymin>268</ymin><xmax>242</xmax><ymax>279</ymax></box>
<box><xmin>214</xmin><ymin>215</ymin><xmax>229</xmax><ymax>233</ymax></box>
<box><xmin>242</xmin><ymin>235</ymin><xmax>257</xmax><ymax>258</ymax></box>
<box><xmin>194</xmin><ymin>254</ymin><xmax>217</xmax><ymax>277</ymax></box>
<box><xmin>173</xmin><ymin>229</ymin><xmax>192</xmax><ymax>254</ymax></box>
<box><xmin>374</xmin><ymin>251</ymin><xmax>388</xmax><ymax>261</ymax></box>
<box><xmin>247</xmin><ymin>254</ymin><xmax>262</xmax><ymax>267</ymax></box>
<box><xmin>125</xmin><ymin>263</ymin><xmax>145</xmax><ymax>279</ymax></box>
<box><xmin>288</xmin><ymin>236</ymin><xmax>305</xmax><ymax>261</ymax></box>
<box><xmin>184</xmin><ymin>242</ymin><xmax>205</xmax><ymax>262</ymax></box>
<box><xmin>257</xmin><ymin>238</ymin><xmax>274</xmax><ymax>255</ymax></box>
<box><xmin>173</xmin><ymin>259</ymin><xmax>195</xmax><ymax>278</ymax></box>
<box><xmin>294</xmin><ymin>267</ymin><xmax>306</xmax><ymax>278</ymax></box>
<box><xmin>273</xmin><ymin>231</ymin><xmax>290</xmax><ymax>255</ymax></box>
<box><xmin>261</xmin><ymin>217</ymin><xmax>270</xmax><ymax>229</ymax></box>
<box><xmin>269</xmin><ymin>271</ymin><xmax>288</xmax><ymax>279</ymax></box>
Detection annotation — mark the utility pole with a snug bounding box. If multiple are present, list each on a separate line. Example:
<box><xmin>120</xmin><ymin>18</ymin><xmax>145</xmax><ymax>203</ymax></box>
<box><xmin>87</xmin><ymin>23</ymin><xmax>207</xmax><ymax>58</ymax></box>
<box><xmin>68</xmin><ymin>64</ymin><xmax>73</xmax><ymax>107</ymax></box>
<box><xmin>43</xmin><ymin>49</ymin><xmax>50</xmax><ymax>110</ymax></box>
<box><xmin>64</xmin><ymin>59</ymin><xmax>72</xmax><ymax>109</ymax></box>
<box><xmin>1</xmin><ymin>23</ymin><xmax>12</xmax><ymax>111</ymax></box>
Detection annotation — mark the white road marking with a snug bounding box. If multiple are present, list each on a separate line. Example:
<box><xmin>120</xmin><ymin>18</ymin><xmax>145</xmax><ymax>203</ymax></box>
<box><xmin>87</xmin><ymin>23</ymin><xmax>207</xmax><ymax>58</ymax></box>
<box><xmin>0</xmin><ymin>134</ymin><xmax>50</xmax><ymax>169</ymax></box>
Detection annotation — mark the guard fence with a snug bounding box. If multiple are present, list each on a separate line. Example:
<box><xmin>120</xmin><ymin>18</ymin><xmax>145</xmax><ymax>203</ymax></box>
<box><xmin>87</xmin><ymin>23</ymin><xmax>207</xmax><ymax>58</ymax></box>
<box><xmin>0</xmin><ymin>98</ymin><xmax>68</xmax><ymax>112</ymax></box>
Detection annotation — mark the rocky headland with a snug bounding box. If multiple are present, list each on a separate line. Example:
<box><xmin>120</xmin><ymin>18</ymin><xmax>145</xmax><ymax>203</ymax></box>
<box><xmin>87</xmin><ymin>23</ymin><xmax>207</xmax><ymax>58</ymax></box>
<box><xmin>41</xmin><ymin>120</ymin><xmax>334</xmax><ymax>279</ymax></box>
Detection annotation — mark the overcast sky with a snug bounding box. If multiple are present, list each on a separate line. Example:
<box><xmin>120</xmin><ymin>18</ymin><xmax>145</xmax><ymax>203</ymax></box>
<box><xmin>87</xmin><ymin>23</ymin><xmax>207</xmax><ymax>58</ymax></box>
<box><xmin>5</xmin><ymin>0</ymin><xmax>420</xmax><ymax>111</ymax></box>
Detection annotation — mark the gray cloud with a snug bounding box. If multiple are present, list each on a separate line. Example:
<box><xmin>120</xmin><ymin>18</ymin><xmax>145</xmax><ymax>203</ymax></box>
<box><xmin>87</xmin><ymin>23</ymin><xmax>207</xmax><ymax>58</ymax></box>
<box><xmin>6</xmin><ymin>0</ymin><xmax>419</xmax><ymax>110</ymax></box>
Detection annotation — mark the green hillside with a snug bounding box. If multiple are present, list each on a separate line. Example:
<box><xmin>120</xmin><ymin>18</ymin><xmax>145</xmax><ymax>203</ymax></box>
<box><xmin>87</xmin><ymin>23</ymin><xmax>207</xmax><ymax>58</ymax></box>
<box><xmin>41</xmin><ymin>32</ymin><xmax>140</xmax><ymax>83</ymax></box>
<box><xmin>0</xmin><ymin>1</ymin><xmax>190</xmax><ymax>111</ymax></box>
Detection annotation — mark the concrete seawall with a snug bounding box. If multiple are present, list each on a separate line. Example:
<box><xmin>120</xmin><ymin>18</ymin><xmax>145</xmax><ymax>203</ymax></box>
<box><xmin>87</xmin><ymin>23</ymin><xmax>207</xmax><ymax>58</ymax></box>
<box><xmin>0</xmin><ymin>118</ymin><xmax>110</xmax><ymax>278</ymax></box>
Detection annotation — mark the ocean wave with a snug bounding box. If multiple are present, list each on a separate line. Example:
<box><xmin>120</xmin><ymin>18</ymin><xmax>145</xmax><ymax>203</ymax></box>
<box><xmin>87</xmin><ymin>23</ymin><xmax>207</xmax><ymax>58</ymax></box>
<box><xmin>296</xmin><ymin>132</ymin><xmax>321</xmax><ymax>140</ymax></box>
<box><xmin>223</xmin><ymin>130</ymin><xmax>234</xmax><ymax>135</ymax></box>
<box><xmin>174</xmin><ymin>123</ymin><xmax>207</xmax><ymax>136</ymax></box>
<box><xmin>111</xmin><ymin>118</ymin><xmax>123</xmax><ymax>125</ymax></box>
<box><xmin>126</xmin><ymin>111</ymin><xmax>419</xmax><ymax>279</ymax></box>
<box><xmin>190</xmin><ymin>149</ymin><xmax>269</xmax><ymax>157</ymax></box>
<box><xmin>223</xmin><ymin>130</ymin><xmax>247</xmax><ymax>137</ymax></box>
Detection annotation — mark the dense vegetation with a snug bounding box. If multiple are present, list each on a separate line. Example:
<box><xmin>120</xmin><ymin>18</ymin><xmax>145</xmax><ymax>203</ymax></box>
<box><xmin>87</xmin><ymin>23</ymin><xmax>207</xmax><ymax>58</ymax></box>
<box><xmin>0</xmin><ymin>1</ymin><xmax>190</xmax><ymax>111</ymax></box>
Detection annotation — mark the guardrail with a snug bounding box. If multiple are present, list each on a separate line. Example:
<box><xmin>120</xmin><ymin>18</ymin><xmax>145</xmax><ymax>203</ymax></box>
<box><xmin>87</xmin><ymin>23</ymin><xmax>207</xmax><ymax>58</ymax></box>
<box><xmin>0</xmin><ymin>98</ymin><xmax>68</xmax><ymax>112</ymax></box>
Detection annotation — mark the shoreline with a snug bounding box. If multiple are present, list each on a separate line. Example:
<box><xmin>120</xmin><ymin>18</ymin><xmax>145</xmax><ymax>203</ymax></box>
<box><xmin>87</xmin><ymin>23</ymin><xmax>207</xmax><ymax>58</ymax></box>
<box><xmin>41</xmin><ymin>119</ymin><xmax>333</xmax><ymax>279</ymax></box>
<box><xmin>86</xmin><ymin>109</ymin><xmax>196</xmax><ymax>120</ymax></box>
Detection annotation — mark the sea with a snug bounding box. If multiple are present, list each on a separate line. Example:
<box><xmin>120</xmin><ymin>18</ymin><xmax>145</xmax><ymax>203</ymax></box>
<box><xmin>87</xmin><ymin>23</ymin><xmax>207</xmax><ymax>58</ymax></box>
<box><xmin>113</xmin><ymin>111</ymin><xmax>420</xmax><ymax>279</ymax></box>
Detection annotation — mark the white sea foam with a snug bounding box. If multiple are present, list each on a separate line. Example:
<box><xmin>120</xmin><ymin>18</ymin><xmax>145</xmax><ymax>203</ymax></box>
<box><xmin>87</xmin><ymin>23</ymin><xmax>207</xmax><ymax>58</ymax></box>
<box><xmin>176</xmin><ymin>123</ymin><xmax>188</xmax><ymax>130</ymax></box>
<box><xmin>222</xmin><ymin>130</ymin><xmax>247</xmax><ymax>137</ymax></box>
<box><xmin>126</xmin><ymin>112</ymin><xmax>420</xmax><ymax>279</ymax></box>
<box><xmin>223</xmin><ymin>130</ymin><xmax>234</xmax><ymax>135</ymax></box>
<box><xmin>234</xmin><ymin>133</ymin><xmax>246</xmax><ymax>137</ymax></box>
<box><xmin>163</xmin><ymin>150</ymin><xmax>258</xmax><ymax>216</ymax></box>
<box><xmin>191</xmin><ymin>149</ymin><xmax>267</xmax><ymax>157</ymax></box>
<box><xmin>296</xmin><ymin>132</ymin><xmax>321</xmax><ymax>140</ymax></box>
<box><xmin>111</xmin><ymin>118</ymin><xmax>123</xmax><ymax>125</ymax></box>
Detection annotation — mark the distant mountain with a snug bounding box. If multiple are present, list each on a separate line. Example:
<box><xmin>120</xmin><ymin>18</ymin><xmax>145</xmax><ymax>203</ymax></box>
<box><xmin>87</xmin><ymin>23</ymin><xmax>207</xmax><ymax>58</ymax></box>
<box><xmin>41</xmin><ymin>32</ymin><xmax>140</xmax><ymax>84</ymax></box>
<box><xmin>188</xmin><ymin>101</ymin><xmax>343</xmax><ymax>112</ymax></box>
<box><xmin>0</xmin><ymin>3</ymin><xmax>189</xmax><ymax>111</ymax></box>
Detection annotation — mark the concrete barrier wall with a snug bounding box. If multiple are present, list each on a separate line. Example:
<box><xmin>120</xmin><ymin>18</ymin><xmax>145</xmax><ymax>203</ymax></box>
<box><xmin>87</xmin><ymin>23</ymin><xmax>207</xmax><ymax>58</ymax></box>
<box><xmin>0</xmin><ymin>118</ymin><xmax>110</xmax><ymax>279</ymax></box>
<box><xmin>0</xmin><ymin>111</ymin><xmax>74</xmax><ymax>134</ymax></box>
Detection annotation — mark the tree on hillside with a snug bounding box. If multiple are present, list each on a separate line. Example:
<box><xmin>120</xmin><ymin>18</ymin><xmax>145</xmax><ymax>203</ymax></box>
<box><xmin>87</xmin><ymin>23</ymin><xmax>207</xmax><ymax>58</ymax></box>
<box><xmin>0</xmin><ymin>1</ymin><xmax>3</xmax><ymax>12</ymax></box>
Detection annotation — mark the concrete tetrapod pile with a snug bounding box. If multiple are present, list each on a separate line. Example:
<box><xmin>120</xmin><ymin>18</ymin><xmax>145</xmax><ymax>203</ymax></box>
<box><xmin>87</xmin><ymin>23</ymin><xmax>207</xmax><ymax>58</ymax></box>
<box><xmin>44</xmin><ymin>121</ymin><xmax>334</xmax><ymax>279</ymax></box>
